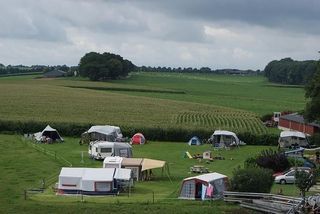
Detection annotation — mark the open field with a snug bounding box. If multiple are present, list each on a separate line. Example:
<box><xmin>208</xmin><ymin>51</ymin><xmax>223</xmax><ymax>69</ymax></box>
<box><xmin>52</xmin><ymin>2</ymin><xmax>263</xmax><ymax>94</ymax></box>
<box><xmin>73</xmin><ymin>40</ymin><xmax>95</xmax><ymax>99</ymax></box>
<box><xmin>0</xmin><ymin>134</ymin><xmax>304</xmax><ymax>213</ymax></box>
<box><xmin>0</xmin><ymin>73</ymin><xmax>306</xmax><ymax>136</ymax></box>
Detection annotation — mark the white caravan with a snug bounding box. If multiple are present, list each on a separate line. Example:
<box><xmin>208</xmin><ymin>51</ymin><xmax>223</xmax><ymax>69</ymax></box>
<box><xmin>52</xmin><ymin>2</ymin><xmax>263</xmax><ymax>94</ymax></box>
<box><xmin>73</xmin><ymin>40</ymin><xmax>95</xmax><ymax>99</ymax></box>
<box><xmin>88</xmin><ymin>141</ymin><xmax>132</xmax><ymax>160</ymax></box>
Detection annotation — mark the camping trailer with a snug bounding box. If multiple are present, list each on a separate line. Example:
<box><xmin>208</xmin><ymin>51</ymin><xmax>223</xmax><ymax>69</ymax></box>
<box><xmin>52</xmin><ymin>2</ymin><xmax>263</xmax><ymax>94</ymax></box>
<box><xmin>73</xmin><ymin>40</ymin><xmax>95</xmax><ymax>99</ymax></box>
<box><xmin>88</xmin><ymin>141</ymin><xmax>132</xmax><ymax>160</ymax></box>
<box><xmin>278</xmin><ymin>131</ymin><xmax>309</xmax><ymax>148</ymax></box>
<box><xmin>81</xmin><ymin>125</ymin><xmax>123</xmax><ymax>144</ymax></box>
<box><xmin>179</xmin><ymin>172</ymin><xmax>228</xmax><ymax>200</ymax></box>
<box><xmin>103</xmin><ymin>156</ymin><xmax>123</xmax><ymax>168</ymax></box>
<box><xmin>209</xmin><ymin>130</ymin><xmax>241</xmax><ymax>148</ymax></box>
<box><xmin>33</xmin><ymin>125</ymin><xmax>64</xmax><ymax>143</ymax></box>
<box><xmin>57</xmin><ymin>167</ymin><xmax>132</xmax><ymax>195</ymax></box>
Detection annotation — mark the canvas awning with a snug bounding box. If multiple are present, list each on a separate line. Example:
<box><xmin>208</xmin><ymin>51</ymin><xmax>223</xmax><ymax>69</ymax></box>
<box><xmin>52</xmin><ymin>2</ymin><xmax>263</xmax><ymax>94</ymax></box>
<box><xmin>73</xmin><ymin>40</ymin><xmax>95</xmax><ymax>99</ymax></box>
<box><xmin>280</xmin><ymin>131</ymin><xmax>306</xmax><ymax>139</ymax></box>
<box><xmin>141</xmin><ymin>158</ymin><xmax>166</xmax><ymax>171</ymax></box>
<box><xmin>121</xmin><ymin>158</ymin><xmax>143</xmax><ymax>166</ymax></box>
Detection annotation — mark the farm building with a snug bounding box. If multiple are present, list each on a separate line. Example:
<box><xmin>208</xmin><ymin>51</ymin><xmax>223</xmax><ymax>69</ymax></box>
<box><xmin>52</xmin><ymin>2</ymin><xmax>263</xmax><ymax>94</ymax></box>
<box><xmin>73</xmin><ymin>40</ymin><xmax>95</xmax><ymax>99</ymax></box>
<box><xmin>33</xmin><ymin>125</ymin><xmax>64</xmax><ymax>143</ymax></box>
<box><xmin>43</xmin><ymin>69</ymin><xmax>66</xmax><ymax>78</ymax></box>
<box><xmin>57</xmin><ymin>167</ymin><xmax>132</xmax><ymax>195</ymax></box>
<box><xmin>278</xmin><ymin>131</ymin><xmax>309</xmax><ymax>148</ymax></box>
<box><xmin>188</xmin><ymin>136</ymin><xmax>201</xmax><ymax>146</ymax></box>
<box><xmin>130</xmin><ymin>133</ymin><xmax>146</xmax><ymax>145</ymax></box>
<box><xmin>179</xmin><ymin>172</ymin><xmax>228</xmax><ymax>200</ymax></box>
<box><xmin>209</xmin><ymin>130</ymin><xmax>241</xmax><ymax>147</ymax></box>
<box><xmin>88</xmin><ymin>141</ymin><xmax>132</xmax><ymax>160</ymax></box>
<box><xmin>81</xmin><ymin>125</ymin><xmax>123</xmax><ymax>144</ymax></box>
<box><xmin>278</xmin><ymin>113</ymin><xmax>320</xmax><ymax>135</ymax></box>
<box><xmin>112</xmin><ymin>158</ymin><xmax>167</xmax><ymax>181</ymax></box>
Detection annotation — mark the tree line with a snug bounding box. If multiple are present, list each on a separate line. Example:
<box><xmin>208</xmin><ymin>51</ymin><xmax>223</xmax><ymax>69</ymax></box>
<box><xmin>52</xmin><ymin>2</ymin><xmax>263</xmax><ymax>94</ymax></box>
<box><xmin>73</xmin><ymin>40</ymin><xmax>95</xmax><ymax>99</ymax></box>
<box><xmin>137</xmin><ymin>65</ymin><xmax>260</xmax><ymax>75</ymax></box>
<box><xmin>264</xmin><ymin>58</ymin><xmax>317</xmax><ymax>85</ymax></box>
<box><xmin>0</xmin><ymin>64</ymin><xmax>77</xmax><ymax>76</ymax></box>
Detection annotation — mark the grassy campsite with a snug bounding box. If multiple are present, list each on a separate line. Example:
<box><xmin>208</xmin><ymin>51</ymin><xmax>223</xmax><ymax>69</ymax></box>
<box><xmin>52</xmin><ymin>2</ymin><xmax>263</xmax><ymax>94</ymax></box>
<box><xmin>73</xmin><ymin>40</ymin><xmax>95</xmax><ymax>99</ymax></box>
<box><xmin>0</xmin><ymin>72</ymin><xmax>311</xmax><ymax>213</ymax></box>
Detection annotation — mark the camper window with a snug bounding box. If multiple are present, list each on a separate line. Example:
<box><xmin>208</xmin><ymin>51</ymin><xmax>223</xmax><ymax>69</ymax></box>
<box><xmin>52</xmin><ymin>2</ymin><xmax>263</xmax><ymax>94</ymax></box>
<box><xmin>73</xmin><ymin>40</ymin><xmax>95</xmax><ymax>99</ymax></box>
<box><xmin>101</xmin><ymin>148</ymin><xmax>112</xmax><ymax>153</ymax></box>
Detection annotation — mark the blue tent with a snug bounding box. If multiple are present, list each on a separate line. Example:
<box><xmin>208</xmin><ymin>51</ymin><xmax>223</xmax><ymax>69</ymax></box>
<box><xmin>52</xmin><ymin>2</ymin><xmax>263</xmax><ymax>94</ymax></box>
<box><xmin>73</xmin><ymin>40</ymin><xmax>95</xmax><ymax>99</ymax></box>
<box><xmin>188</xmin><ymin>136</ymin><xmax>201</xmax><ymax>146</ymax></box>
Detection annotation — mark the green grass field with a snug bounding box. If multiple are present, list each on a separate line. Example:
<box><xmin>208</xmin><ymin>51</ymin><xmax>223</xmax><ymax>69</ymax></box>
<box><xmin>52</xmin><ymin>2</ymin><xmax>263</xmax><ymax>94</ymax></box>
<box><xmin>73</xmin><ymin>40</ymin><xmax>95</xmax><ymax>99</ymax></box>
<box><xmin>0</xmin><ymin>72</ymin><xmax>308</xmax><ymax>213</ymax></box>
<box><xmin>0</xmin><ymin>72</ymin><xmax>306</xmax><ymax>135</ymax></box>
<box><xmin>0</xmin><ymin>134</ymin><xmax>303</xmax><ymax>213</ymax></box>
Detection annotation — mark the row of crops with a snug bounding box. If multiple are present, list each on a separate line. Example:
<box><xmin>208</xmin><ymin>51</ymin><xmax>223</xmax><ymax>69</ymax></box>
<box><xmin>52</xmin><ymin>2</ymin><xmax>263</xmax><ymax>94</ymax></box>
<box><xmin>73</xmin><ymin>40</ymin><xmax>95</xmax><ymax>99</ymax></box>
<box><xmin>174</xmin><ymin>112</ymin><xmax>268</xmax><ymax>134</ymax></box>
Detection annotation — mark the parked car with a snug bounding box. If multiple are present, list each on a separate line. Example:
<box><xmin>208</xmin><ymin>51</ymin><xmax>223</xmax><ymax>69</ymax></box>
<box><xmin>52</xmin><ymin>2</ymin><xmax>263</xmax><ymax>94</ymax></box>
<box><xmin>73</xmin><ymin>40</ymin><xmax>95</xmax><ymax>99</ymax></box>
<box><xmin>272</xmin><ymin>167</ymin><xmax>311</xmax><ymax>177</ymax></box>
<box><xmin>274</xmin><ymin>168</ymin><xmax>311</xmax><ymax>184</ymax></box>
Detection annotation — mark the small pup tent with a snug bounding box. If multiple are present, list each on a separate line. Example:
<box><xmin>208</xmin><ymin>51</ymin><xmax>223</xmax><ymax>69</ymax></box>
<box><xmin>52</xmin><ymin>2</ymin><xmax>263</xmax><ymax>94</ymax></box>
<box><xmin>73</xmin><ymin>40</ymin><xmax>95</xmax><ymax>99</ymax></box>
<box><xmin>88</xmin><ymin>141</ymin><xmax>132</xmax><ymax>160</ymax></box>
<box><xmin>188</xmin><ymin>136</ymin><xmax>201</xmax><ymax>146</ymax></box>
<box><xmin>278</xmin><ymin>131</ymin><xmax>309</xmax><ymax>148</ymax></box>
<box><xmin>57</xmin><ymin>167</ymin><xmax>132</xmax><ymax>195</ymax></box>
<box><xmin>33</xmin><ymin>125</ymin><xmax>64</xmax><ymax>143</ymax></box>
<box><xmin>179</xmin><ymin>172</ymin><xmax>228</xmax><ymax>200</ymax></box>
<box><xmin>81</xmin><ymin>125</ymin><xmax>123</xmax><ymax>144</ymax></box>
<box><xmin>130</xmin><ymin>133</ymin><xmax>146</xmax><ymax>145</ymax></box>
<box><xmin>209</xmin><ymin>130</ymin><xmax>240</xmax><ymax>147</ymax></box>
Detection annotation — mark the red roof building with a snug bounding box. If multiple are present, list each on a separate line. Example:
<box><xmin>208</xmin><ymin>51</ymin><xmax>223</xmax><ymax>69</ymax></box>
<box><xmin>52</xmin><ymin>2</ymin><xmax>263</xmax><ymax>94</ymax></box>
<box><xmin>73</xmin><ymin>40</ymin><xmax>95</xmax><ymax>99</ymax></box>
<box><xmin>278</xmin><ymin>113</ymin><xmax>320</xmax><ymax>135</ymax></box>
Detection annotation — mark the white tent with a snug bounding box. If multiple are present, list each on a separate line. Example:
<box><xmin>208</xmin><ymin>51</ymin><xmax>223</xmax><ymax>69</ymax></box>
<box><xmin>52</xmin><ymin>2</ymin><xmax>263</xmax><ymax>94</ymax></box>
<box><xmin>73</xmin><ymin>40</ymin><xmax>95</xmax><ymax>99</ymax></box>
<box><xmin>57</xmin><ymin>167</ymin><xmax>132</xmax><ymax>195</ymax></box>
<box><xmin>210</xmin><ymin>130</ymin><xmax>240</xmax><ymax>147</ymax></box>
<box><xmin>179</xmin><ymin>172</ymin><xmax>228</xmax><ymax>200</ymax></box>
<box><xmin>188</xmin><ymin>136</ymin><xmax>202</xmax><ymax>146</ymax></box>
<box><xmin>34</xmin><ymin>125</ymin><xmax>64</xmax><ymax>142</ymax></box>
<box><xmin>84</xmin><ymin>125</ymin><xmax>123</xmax><ymax>142</ymax></box>
<box><xmin>278</xmin><ymin>131</ymin><xmax>309</xmax><ymax>148</ymax></box>
<box><xmin>81</xmin><ymin>168</ymin><xmax>115</xmax><ymax>193</ymax></box>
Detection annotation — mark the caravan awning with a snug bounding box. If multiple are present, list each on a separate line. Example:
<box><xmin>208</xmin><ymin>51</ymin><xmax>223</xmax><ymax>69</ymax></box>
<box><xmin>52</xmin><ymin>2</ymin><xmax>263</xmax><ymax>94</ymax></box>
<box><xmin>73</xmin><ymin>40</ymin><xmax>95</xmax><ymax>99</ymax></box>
<box><xmin>141</xmin><ymin>158</ymin><xmax>166</xmax><ymax>171</ymax></box>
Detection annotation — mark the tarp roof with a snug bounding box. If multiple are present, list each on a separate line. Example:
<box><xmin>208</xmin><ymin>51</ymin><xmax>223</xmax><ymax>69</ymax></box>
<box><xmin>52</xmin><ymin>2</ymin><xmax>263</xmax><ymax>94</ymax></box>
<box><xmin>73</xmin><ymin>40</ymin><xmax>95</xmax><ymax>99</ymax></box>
<box><xmin>59</xmin><ymin>167</ymin><xmax>84</xmax><ymax>178</ymax></box>
<box><xmin>121</xmin><ymin>158</ymin><xmax>143</xmax><ymax>166</ymax></box>
<box><xmin>103</xmin><ymin>156</ymin><xmax>123</xmax><ymax>164</ymax></box>
<box><xmin>87</xmin><ymin>125</ymin><xmax>120</xmax><ymax>135</ymax></box>
<box><xmin>183</xmin><ymin>172</ymin><xmax>227</xmax><ymax>182</ymax></box>
<box><xmin>114</xmin><ymin>168</ymin><xmax>132</xmax><ymax>181</ymax></box>
<box><xmin>213</xmin><ymin>130</ymin><xmax>237</xmax><ymax>138</ymax></box>
<box><xmin>141</xmin><ymin>158</ymin><xmax>166</xmax><ymax>171</ymax></box>
<box><xmin>280</xmin><ymin>131</ymin><xmax>306</xmax><ymax>139</ymax></box>
<box><xmin>82</xmin><ymin>168</ymin><xmax>115</xmax><ymax>182</ymax></box>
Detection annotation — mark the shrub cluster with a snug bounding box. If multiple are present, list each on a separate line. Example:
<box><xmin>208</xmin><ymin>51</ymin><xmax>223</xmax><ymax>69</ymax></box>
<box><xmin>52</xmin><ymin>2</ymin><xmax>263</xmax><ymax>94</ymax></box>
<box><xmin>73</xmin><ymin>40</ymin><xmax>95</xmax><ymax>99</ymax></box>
<box><xmin>256</xmin><ymin>149</ymin><xmax>289</xmax><ymax>172</ymax></box>
<box><xmin>230</xmin><ymin>167</ymin><xmax>274</xmax><ymax>193</ymax></box>
<box><xmin>0</xmin><ymin>119</ymin><xmax>279</xmax><ymax>144</ymax></box>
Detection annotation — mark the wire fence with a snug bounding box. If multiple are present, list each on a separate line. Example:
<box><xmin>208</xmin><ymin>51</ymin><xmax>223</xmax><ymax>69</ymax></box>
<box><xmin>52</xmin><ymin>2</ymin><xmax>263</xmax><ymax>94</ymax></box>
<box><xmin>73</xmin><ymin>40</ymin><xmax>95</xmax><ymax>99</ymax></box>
<box><xmin>21</xmin><ymin>137</ymin><xmax>73</xmax><ymax>199</ymax></box>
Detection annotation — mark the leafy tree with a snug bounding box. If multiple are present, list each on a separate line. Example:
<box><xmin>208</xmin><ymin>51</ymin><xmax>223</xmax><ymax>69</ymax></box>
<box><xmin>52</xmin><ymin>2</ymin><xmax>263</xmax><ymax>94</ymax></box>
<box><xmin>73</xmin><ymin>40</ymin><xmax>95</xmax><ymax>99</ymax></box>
<box><xmin>295</xmin><ymin>170</ymin><xmax>315</xmax><ymax>210</ymax></box>
<box><xmin>230</xmin><ymin>167</ymin><xmax>273</xmax><ymax>193</ymax></box>
<box><xmin>78</xmin><ymin>52</ymin><xmax>135</xmax><ymax>81</ymax></box>
<box><xmin>305</xmin><ymin>60</ymin><xmax>320</xmax><ymax>121</ymax></box>
<box><xmin>264</xmin><ymin>58</ymin><xmax>317</xmax><ymax>85</ymax></box>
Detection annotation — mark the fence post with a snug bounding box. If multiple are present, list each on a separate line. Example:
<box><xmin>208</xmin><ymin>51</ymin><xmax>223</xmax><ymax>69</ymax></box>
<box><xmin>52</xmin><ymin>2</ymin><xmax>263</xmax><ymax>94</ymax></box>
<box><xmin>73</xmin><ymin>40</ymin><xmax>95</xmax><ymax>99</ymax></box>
<box><xmin>42</xmin><ymin>178</ymin><xmax>45</xmax><ymax>189</ymax></box>
<box><xmin>24</xmin><ymin>190</ymin><xmax>27</xmax><ymax>200</ymax></box>
<box><xmin>153</xmin><ymin>191</ymin><xmax>155</xmax><ymax>204</ymax></box>
<box><xmin>55</xmin><ymin>151</ymin><xmax>56</xmax><ymax>160</ymax></box>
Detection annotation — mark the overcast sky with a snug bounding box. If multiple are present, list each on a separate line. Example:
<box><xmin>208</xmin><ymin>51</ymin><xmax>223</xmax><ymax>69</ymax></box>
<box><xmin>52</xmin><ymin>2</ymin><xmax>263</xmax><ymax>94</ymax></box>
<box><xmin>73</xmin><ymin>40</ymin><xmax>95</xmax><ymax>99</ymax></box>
<box><xmin>0</xmin><ymin>0</ymin><xmax>319</xmax><ymax>70</ymax></box>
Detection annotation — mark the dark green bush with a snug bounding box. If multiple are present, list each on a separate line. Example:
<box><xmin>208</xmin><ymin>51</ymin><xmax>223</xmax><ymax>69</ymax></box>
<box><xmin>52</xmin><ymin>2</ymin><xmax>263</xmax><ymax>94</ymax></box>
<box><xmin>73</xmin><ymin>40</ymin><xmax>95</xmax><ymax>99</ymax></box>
<box><xmin>287</xmin><ymin>157</ymin><xmax>305</xmax><ymax>168</ymax></box>
<box><xmin>309</xmin><ymin>133</ymin><xmax>320</xmax><ymax>146</ymax></box>
<box><xmin>256</xmin><ymin>149</ymin><xmax>289</xmax><ymax>172</ymax></box>
<box><xmin>230</xmin><ymin>167</ymin><xmax>274</xmax><ymax>193</ymax></box>
<box><xmin>244</xmin><ymin>156</ymin><xmax>258</xmax><ymax>168</ymax></box>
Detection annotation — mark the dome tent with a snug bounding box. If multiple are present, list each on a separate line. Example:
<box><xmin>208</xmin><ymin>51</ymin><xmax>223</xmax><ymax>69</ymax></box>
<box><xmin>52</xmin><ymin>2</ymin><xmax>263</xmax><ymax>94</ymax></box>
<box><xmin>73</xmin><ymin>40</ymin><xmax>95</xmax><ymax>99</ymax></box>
<box><xmin>188</xmin><ymin>136</ymin><xmax>201</xmax><ymax>146</ymax></box>
<box><xmin>130</xmin><ymin>133</ymin><xmax>146</xmax><ymax>145</ymax></box>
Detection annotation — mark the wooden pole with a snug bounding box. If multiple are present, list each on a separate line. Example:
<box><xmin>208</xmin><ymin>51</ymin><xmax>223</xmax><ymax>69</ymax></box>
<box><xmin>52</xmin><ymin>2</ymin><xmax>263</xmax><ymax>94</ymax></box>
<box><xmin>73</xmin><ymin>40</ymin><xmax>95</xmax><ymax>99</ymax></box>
<box><xmin>24</xmin><ymin>190</ymin><xmax>27</xmax><ymax>200</ymax></box>
<box><xmin>153</xmin><ymin>191</ymin><xmax>155</xmax><ymax>204</ymax></box>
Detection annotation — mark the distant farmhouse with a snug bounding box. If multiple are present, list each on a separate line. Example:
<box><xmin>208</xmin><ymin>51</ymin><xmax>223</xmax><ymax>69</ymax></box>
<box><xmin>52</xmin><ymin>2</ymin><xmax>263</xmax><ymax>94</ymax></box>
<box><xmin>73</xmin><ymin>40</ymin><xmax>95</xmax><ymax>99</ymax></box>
<box><xmin>278</xmin><ymin>113</ymin><xmax>320</xmax><ymax>135</ymax></box>
<box><xmin>43</xmin><ymin>69</ymin><xmax>66</xmax><ymax>78</ymax></box>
